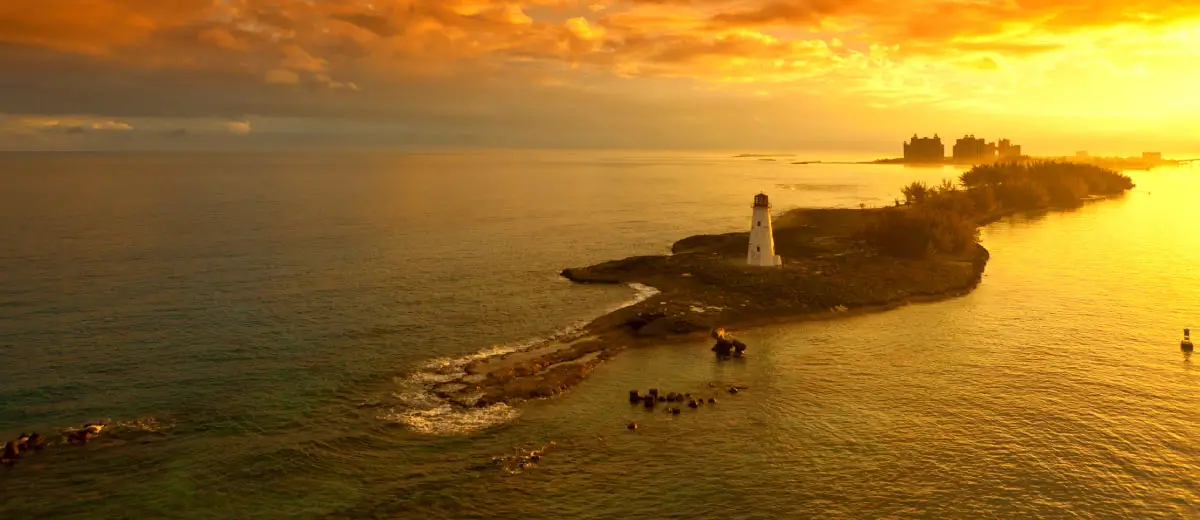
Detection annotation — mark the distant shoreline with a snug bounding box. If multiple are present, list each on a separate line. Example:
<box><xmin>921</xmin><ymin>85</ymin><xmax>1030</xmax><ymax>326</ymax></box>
<box><xmin>731</xmin><ymin>155</ymin><xmax>1183</xmax><ymax>170</ymax></box>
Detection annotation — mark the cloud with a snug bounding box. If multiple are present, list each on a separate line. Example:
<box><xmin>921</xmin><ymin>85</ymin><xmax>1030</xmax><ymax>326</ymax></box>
<box><xmin>265</xmin><ymin>68</ymin><xmax>301</xmax><ymax>85</ymax></box>
<box><xmin>15</xmin><ymin>116</ymin><xmax>134</xmax><ymax>133</ymax></box>
<box><xmin>91</xmin><ymin>120</ymin><xmax>134</xmax><ymax>131</ymax></box>
<box><xmin>225</xmin><ymin>120</ymin><xmax>251</xmax><ymax>135</ymax></box>
<box><xmin>5</xmin><ymin>0</ymin><xmax>1200</xmax><ymax>149</ymax></box>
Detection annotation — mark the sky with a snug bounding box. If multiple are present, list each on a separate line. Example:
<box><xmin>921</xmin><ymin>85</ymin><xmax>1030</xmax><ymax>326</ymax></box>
<box><xmin>2</xmin><ymin>0</ymin><xmax>1200</xmax><ymax>154</ymax></box>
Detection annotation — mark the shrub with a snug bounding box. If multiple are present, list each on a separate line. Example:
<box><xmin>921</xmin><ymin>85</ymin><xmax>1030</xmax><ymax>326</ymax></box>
<box><xmin>925</xmin><ymin>189</ymin><xmax>976</xmax><ymax>215</ymax></box>
<box><xmin>968</xmin><ymin>185</ymin><xmax>997</xmax><ymax>213</ymax></box>
<box><xmin>1045</xmin><ymin>175</ymin><xmax>1089</xmax><ymax>207</ymax></box>
<box><xmin>873</xmin><ymin>159</ymin><xmax>1133</xmax><ymax>258</ymax></box>
<box><xmin>901</xmin><ymin>181</ymin><xmax>932</xmax><ymax>204</ymax></box>
<box><xmin>960</xmin><ymin>160</ymin><xmax>1133</xmax><ymax>201</ymax></box>
<box><xmin>994</xmin><ymin>181</ymin><xmax>1050</xmax><ymax>210</ymax></box>
<box><xmin>863</xmin><ymin>208</ymin><xmax>980</xmax><ymax>259</ymax></box>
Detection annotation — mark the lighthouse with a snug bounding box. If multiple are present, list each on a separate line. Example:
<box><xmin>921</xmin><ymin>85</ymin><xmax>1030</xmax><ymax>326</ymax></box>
<box><xmin>747</xmin><ymin>193</ymin><xmax>783</xmax><ymax>267</ymax></box>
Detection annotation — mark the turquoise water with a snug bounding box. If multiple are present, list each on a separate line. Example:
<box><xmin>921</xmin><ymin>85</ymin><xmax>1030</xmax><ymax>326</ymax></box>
<box><xmin>1</xmin><ymin>152</ymin><xmax>1197</xmax><ymax>518</ymax></box>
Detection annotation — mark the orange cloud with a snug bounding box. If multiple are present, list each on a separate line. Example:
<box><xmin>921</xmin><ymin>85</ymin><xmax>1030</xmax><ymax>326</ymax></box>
<box><xmin>4</xmin><ymin>0</ymin><xmax>1200</xmax><ymax>132</ymax></box>
<box><xmin>10</xmin><ymin>116</ymin><xmax>135</xmax><ymax>134</ymax></box>
<box><xmin>225</xmin><ymin>120</ymin><xmax>251</xmax><ymax>135</ymax></box>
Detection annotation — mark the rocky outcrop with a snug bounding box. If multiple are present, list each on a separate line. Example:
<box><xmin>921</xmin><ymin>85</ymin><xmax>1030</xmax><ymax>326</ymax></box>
<box><xmin>426</xmin><ymin>208</ymin><xmax>994</xmax><ymax>411</ymax></box>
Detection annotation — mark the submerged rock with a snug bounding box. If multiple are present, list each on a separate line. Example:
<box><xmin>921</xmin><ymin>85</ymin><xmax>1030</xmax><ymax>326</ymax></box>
<box><xmin>2</xmin><ymin>441</ymin><xmax>20</xmax><ymax>463</ymax></box>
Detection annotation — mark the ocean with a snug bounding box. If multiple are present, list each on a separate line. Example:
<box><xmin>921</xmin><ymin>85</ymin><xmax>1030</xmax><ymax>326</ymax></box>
<box><xmin>1</xmin><ymin>150</ymin><xmax>1197</xmax><ymax>518</ymax></box>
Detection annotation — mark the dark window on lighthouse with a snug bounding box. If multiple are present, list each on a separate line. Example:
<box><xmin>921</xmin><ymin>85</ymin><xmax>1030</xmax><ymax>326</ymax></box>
<box><xmin>756</xmin><ymin>246</ymin><xmax>761</xmax><ymax>252</ymax></box>
<box><xmin>757</xmin><ymin>221</ymin><xmax>761</xmax><ymax>226</ymax></box>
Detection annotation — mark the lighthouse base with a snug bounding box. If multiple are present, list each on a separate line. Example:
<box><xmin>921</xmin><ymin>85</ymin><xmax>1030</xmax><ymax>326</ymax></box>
<box><xmin>748</xmin><ymin>254</ymin><xmax>783</xmax><ymax>267</ymax></box>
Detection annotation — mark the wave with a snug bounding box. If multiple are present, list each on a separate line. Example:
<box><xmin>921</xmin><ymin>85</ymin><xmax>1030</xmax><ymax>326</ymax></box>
<box><xmin>382</xmin><ymin>283</ymin><xmax>660</xmax><ymax>436</ymax></box>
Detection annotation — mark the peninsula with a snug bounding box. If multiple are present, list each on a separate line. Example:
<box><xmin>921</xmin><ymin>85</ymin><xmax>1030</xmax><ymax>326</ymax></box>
<box><xmin>429</xmin><ymin>161</ymin><xmax>1135</xmax><ymax>410</ymax></box>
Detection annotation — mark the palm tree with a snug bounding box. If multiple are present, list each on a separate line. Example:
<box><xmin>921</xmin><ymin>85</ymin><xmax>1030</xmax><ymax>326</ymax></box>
<box><xmin>901</xmin><ymin>181</ymin><xmax>931</xmax><ymax>204</ymax></box>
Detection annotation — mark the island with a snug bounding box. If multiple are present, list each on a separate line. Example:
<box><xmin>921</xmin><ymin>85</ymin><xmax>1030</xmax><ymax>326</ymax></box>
<box><xmin>428</xmin><ymin>161</ymin><xmax>1135</xmax><ymax>410</ymax></box>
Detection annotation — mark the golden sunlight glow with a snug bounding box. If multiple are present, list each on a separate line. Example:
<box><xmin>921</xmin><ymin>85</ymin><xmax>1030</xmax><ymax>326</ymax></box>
<box><xmin>2</xmin><ymin>0</ymin><xmax>1200</xmax><ymax>150</ymax></box>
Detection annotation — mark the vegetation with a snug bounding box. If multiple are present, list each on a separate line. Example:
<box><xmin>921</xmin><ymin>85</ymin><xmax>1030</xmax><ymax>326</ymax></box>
<box><xmin>865</xmin><ymin>161</ymin><xmax>1134</xmax><ymax>258</ymax></box>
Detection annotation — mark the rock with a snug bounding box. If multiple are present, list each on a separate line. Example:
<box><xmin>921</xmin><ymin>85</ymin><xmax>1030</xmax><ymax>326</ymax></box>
<box><xmin>2</xmin><ymin>441</ymin><xmax>19</xmax><ymax>460</ymax></box>
<box><xmin>688</xmin><ymin>400</ymin><xmax>699</xmax><ymax>409</ymax></box>
<box><xmin>728</xmin><ymin>387</ymin><xmax>739</xmax><ymax>394</ymax></box>
<box><xmin>656</xmin><ymin>396</ymin><xmax>666</xmax><ymax>402</ymax></box>
<box><xmin>707</xmin><ymin>398</ymin><xmax>717</xmax><ymax>404</ymax></box>
<box><xmin>629</xmin><ymin>390</ymin><xmax>641</xmax><ymax>403</ymax></box>
<box><xmin>732</xmin><ymin>339</ymin><xmax>748</xmax><ymax>355</ymax></box>
<box><xmin>671</xmin><ymin>408</ymin><xmax>681</xmax><ymax>415</ymax></box>
<box><xmin>643</xmin><ymin>396</ymin><xmax>656</xmax><ymax>408</ymax></box>
<box><xmin>68</xmin><ymin>430</ymin><xmax>93</xmax><ymax>445</ymax></box>
<box><xmin>648</xmin><ymin>388</ymin><xmax>659</xmax><ymax>397</ymax></box>
<box><xmin>712</xmin><ymin>339</ymin><xmax>734</xmax><ymax>357</ymax></box>
<box><xmin>627</xmin><ymin>422</ymin><xmax>638</xmax><ymax>430</ymax></box>
<box><xmin>26</xmin><ymin>433</ymin><xmax>45</xmax><ymax>450</ymax></box>
<box><xmin>625</xmin><ymin>312</ymin><xmax>667</xmax><ymax>332</ymax></box>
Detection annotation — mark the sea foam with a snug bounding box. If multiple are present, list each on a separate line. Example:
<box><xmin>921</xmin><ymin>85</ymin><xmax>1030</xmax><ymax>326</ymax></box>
<box><xmin>384</xmin><ymin>283</ymin><xmax>659</xmax><ymax>435</ymax></box>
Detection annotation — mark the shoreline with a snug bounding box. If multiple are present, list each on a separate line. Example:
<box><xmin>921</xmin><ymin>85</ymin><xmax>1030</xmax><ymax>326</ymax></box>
<box><xmin>418</xmin><ymin>162</ymin><xmax>1134</xmax><ymax>418</ymax></box>
<box><xmin>427</xmin><ymin>206</ymin><xmax>997</xmax><ymax>411</ymax></box>
<box><xmin>779</xmin><ymin>157</ymin><xmax>1178</xmax><ymax>170</ymax></box>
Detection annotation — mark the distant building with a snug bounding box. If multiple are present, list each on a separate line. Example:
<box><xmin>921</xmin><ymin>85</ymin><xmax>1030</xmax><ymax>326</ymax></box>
<box><xmin>998</xmin><ymin>139</ymin><xmax>1022</xmax><ymax>160</ymax></box>
<box><xmin>1143</xmin><ymin>152</ymin><xmax>1163</xmax><ymax>162</ymax></box>
<box><xmin>903</xmin><ymin>134</ymin><xmax>945</xmax><ymax>162</ymax></box>
<box><xmin>953</xmin><ymin>135</ymin><xmax>994</xmax><ymax>161</ymax></box>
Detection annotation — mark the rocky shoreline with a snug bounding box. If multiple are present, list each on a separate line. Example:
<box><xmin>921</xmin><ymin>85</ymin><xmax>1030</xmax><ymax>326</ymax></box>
<box><xmin>428</xmin><ymin>207</ymin><xmax>991</xmax><ymax>410</ymax></box>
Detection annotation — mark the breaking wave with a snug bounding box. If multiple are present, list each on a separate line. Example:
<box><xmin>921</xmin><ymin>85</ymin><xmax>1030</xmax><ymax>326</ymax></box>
<box><xmin>383</xmin><ymin>283</ymin><xmax>659</xmax><ymax>436</ymax></box>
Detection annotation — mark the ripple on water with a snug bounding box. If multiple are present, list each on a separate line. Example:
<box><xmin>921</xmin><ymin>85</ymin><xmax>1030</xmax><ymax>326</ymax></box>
<box><xmin>384</xmin><ymin>283</ymin><xmax>660</xmax><ymax>436</ymax></box>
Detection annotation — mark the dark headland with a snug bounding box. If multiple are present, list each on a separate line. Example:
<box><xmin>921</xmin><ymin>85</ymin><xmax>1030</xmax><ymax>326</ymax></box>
<box><xmin>431</xmin><ymin>161</ymin><xmax>1135</xmax><ymax>410</ymax></box>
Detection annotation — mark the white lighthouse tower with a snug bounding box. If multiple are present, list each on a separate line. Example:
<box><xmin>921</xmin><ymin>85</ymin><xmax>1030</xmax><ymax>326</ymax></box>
<box><xmin>747</xmin><ymin>193</ymin><xmax>783</xmax><ymax>267</ymax></box>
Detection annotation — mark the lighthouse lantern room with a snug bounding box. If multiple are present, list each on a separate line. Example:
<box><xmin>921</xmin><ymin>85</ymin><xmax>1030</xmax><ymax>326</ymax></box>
<box><xmin>747</xmin><ymin>193</ymin><xmax>783</xmax><ymax>267</ymax></box>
